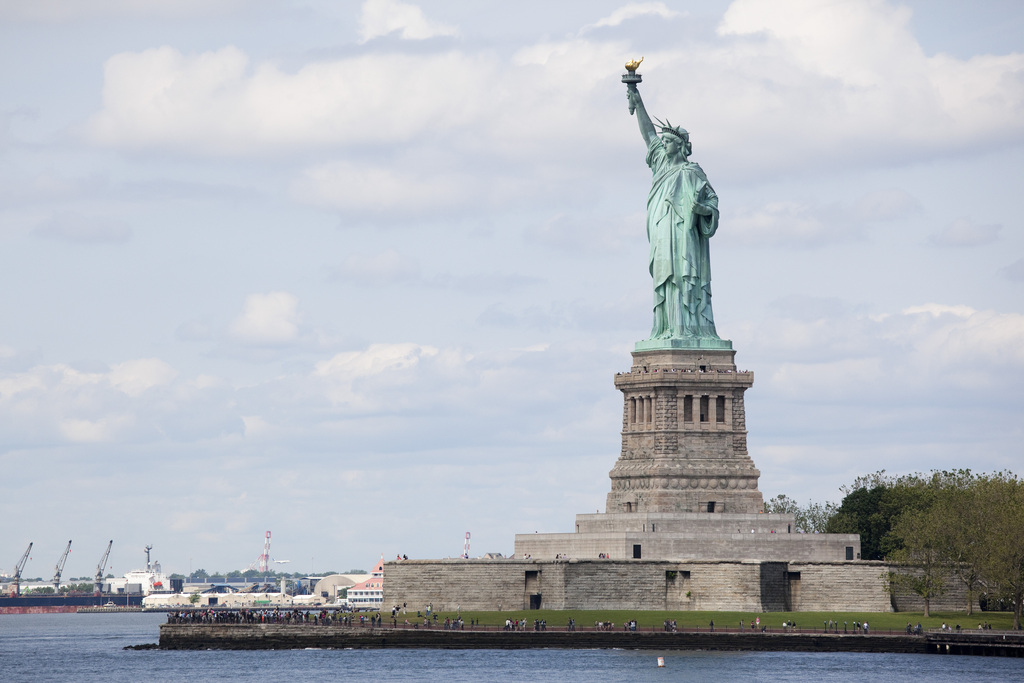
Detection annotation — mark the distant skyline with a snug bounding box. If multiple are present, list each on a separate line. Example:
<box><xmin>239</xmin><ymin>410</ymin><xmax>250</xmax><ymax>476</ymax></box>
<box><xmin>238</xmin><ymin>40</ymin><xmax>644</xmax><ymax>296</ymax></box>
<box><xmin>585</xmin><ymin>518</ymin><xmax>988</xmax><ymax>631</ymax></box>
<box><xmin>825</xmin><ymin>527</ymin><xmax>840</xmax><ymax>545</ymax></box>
<box><xmin>1</xmin><ymin>0</ymin><xmax>1022</xmax><ymax>580</ymax></box>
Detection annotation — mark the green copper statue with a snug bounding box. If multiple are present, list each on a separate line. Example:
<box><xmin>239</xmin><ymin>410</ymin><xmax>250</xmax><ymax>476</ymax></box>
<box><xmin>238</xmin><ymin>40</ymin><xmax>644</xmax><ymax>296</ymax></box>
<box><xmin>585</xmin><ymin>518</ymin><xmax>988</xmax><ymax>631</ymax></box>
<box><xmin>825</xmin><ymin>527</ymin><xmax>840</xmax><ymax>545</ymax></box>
<box><xmin>624</xmin><ymin>60</ymin><xmax>729</xmax><ymax>349</ymax></box>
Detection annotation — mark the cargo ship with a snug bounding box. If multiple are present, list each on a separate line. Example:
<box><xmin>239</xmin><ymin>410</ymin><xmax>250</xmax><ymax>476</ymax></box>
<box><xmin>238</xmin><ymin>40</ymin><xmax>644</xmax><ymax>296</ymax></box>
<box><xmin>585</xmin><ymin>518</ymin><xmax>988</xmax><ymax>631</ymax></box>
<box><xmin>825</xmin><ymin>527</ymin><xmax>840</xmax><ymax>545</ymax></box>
<box><xmin>0</xmin><ymin>594</ymin><xmax>145</xmax><ymax>614</ymax></box>
<box><xmin>2</xmin><ymin>542</ymin><xmax>179</xmax><ymax>614</ymax></box>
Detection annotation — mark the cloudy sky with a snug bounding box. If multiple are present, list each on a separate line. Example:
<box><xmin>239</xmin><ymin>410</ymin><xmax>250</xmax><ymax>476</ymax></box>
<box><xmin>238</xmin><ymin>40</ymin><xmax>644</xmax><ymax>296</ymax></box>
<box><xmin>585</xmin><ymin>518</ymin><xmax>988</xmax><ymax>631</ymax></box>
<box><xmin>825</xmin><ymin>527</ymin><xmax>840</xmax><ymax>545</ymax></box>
<box><xmin>1</xmin><ymin>0</ymin><xmax>1022</xmax><ymax>580</ymax></box>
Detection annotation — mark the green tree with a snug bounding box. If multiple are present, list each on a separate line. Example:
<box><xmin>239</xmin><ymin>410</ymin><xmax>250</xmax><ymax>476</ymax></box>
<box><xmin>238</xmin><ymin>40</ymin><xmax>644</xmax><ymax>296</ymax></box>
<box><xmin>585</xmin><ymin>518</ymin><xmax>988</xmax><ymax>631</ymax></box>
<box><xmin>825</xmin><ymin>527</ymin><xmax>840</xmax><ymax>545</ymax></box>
<box><xmin>976</xmin><ymin>473</ymin><xmax>1024</xmax><ymax>629</ymax></box>
<box><xmin>888</xmin><ymin>507</ymin><xmax>947</xmax><ymax>617</ymax></box>
<box><xmin>929</xmin><ymin>470</ymin><xmax>987</xmax><ymax>615</ymax></box>
<box><xmin>826</xmin><ymin>472</ymin><xmax>933</xmax><ymax>561</ymax></box>
<box><xmin>764</xmin><ymin>494</ymin><xmax>837</xmax><ymax>533</ymax></box>
<box><xmin>826</xmin><ymin>486</ymin><xmax>889</xmax><ymax>560</ymax></box>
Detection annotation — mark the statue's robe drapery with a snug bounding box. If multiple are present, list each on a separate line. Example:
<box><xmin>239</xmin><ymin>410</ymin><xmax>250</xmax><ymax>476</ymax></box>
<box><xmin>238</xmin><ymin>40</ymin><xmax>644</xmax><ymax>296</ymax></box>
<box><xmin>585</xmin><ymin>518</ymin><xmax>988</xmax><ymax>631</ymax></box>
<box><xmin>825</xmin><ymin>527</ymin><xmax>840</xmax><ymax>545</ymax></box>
<box><xmin>645</xmin><ymin>136</ymin><xmax>720</xmax><ymax>340</ymax></box>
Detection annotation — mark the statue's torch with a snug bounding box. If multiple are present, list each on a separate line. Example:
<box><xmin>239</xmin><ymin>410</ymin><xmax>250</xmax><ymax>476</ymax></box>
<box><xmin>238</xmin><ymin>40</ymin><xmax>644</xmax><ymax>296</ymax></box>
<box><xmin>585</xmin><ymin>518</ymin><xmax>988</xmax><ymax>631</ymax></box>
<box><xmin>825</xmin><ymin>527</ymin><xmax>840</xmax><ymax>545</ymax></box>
<box><xmin>622</xmin><ymin>57</ymin><xmax>643</xmax><ymax>114</ymax></box>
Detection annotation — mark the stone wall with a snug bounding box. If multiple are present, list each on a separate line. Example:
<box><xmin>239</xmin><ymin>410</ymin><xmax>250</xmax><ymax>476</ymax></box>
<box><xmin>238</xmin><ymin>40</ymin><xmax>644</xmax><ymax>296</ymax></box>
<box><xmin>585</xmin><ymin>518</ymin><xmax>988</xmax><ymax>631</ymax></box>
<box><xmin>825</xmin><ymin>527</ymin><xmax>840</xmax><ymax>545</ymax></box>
<box><xmin>787</xmin><ymin>562</ymin><xmax>891</xmax><ymax>612</ymax></box>
<box><xmin>158</xmin><ymin>623</ymin><xmax>933</xmax><ymax>653</ymax></box>
<box><xmin>513</xmin><ymin>527</ymin><xmax>860</xmax><ymax>563</ymax></box>
<box><xmin>384</xmin><ymin>558</ymin><xmax>893</xmax><ymax>613</ymax></box>
<box><xmin>889</xmin><ymin>569</ymin><xmax>980</xmax><ymax>614</ymax></box>
<box><xmin>383</xmin><ymin>560</ymin><xmax>532</xmax><ymax>612</ymax></box>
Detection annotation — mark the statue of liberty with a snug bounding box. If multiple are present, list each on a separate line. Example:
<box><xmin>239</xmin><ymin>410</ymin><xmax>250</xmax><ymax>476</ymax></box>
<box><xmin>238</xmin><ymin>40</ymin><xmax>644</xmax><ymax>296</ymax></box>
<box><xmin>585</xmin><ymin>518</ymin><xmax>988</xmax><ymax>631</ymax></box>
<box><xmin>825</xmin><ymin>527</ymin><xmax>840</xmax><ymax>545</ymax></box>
<box><xmin>624</xmin><ymin>62</ymin><xmax>726</xmax><ymax>348</ymax></box>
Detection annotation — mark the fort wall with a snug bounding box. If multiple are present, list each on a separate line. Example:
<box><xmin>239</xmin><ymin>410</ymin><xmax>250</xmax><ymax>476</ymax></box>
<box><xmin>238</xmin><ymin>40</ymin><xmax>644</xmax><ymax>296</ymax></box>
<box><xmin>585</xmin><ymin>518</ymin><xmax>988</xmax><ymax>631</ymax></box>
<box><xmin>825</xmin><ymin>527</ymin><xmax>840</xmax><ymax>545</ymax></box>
<box><xmin>383</xmin><ymin>558</ymin><xmax>893</xmax><ymax>613</ymax></box>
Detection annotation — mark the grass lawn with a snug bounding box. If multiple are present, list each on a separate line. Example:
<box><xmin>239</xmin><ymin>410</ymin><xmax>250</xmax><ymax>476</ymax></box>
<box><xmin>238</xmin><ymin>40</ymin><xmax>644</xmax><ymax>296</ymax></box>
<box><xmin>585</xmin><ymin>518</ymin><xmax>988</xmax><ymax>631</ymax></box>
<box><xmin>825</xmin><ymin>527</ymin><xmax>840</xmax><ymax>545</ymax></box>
<box><xmin>399</xmin><ymin>609</ymin><xmax>1015</xmax><ymax>633</ymax></box>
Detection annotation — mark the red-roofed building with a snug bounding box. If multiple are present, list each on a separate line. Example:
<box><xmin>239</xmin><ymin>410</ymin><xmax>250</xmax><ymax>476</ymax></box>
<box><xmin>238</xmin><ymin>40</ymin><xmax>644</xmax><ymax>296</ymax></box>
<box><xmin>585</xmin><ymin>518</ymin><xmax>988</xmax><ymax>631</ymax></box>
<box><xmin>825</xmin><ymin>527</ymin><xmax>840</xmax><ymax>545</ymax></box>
<box><xmin>346</xmin><ymin>556</ymin><xmax>384</xmax><ymax>611</ymax></box>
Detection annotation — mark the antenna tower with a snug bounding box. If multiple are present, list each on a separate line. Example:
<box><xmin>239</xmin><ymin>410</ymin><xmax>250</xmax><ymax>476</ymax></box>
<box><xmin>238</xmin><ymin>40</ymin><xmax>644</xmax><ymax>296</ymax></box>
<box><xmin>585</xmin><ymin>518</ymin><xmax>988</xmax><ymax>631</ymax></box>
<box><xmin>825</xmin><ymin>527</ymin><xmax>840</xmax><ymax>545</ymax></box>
<box><xmin>246</xmin><ymin>531</ymin><xmax>273</xmax><ymax>573</ymax></box>
<box><xmin>260</xmin><ymin>531</ymin><xmax>271</xmax><ymax>573</ymax></box>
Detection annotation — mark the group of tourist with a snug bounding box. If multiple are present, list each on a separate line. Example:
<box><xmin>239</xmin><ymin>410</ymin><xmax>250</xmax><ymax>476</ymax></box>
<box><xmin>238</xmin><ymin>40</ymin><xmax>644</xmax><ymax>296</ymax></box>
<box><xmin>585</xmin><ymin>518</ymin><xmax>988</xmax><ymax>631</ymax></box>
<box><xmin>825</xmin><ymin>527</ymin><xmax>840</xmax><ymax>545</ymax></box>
<box><xmin>935</xmin><ymin>622</ymin><xmax>997</xmax><ymax>632</ymax></box>
<box><xmin>619</xmin><ymin>368</ymin><xmax>740</xmax><ymax>375</ymax></box>
<box><xmin>165</xmin><ymin>610</ymin><xmax>923</xmax><ymax>635</ymax></box>
<box><xmin>166</xmin><ymin>609</ymin><xmax>359</xmax><ymax>626</ymax></box>
<box><xmin>440</xmin><ymin>617</ymin><xmax>465</xmax><ymax>630</ymax></box>
<box><xmin>503</xmin><ymin>618</ymin><xmax>545</xmax><ymax>631</ymax></box>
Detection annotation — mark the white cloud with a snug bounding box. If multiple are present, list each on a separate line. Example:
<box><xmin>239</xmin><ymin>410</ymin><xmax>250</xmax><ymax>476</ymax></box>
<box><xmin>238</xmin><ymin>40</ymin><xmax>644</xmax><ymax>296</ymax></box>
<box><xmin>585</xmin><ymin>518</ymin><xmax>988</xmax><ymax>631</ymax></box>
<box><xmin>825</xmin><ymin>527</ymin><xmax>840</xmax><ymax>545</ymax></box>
<box><xmin>854</xmin><ymin>188</ymin><xmax>920</xmax><ymax>222</ymax></box>
<box><xmin>0</xmin><ymin>0</ymin><xmax>253</xmax><ymax>21</ymax></box>
<box><xmin>0</xmin><ymin>359</ymin><xmax>231</xmax><ymax>446</ymax></box>
<box><xmin>761</xmin><ymin>303</ymin><xmax>1024</xmax><ymax>403</ymax></box>
<box><xmin>719</xmin><ymin>0</ymin><xmax>920</xmax><ymax>90</ymax></box>
<box><xmin>524</xmin><ymin>212</ymin><xmax>638</xmax><ymax>254</ymax></box>
<box><xmin>723</xmin><ymin>201</ymin><xmax>854</xmax><ymax>247</ymax></box>
<box><xmin>109</xmin><ymin>358</ymin><xmax>178</xmax><ymax>397</ymax></box>
<box><xmin>901</xmin><ymin>303</ymin><xmax>976</xmax><ymax>319</ymax></box>
<box><xmin>81</xmin><ymin>1</ymin><xmax>1024</xmax><ymax>184</ymax></box>
<box><xmin>313</xmin><ymin>342</ymin><xmax>441</xmax><ymax>407</ymax></box>
<box><xmin>330</xmin><ymin>248</ymin><xmax>422</xmax><ymax>286</ymax></box>
<box><xmin>703</xmin><ymin>0</ymin><xmax>1024</xmax><ymax>169</ymax></box>
<box><xmin>229</xmin><ymin>292</ymin><xmax>301</xmax><ymax>345</ymax></box>
<box><xmin>896</xmin><ymin>304</ymin><xmax>1024</xmax><ymax>367</ymax></box>
<box><xmin>291</xmin><ymin>161</ymin><xmax>471</xmax><ymax>213</ymax></box>
<box><xmin>86</xmin><ymin>46</ymin><xmax>494</xmax><ymax>155</ymax></box>
<box><xmin>32</xmin><ymin>212</ymin><xmax>132</xmax><ymax>244</ymax></box>
<box><xmin>0</xmin><ymin>373</ymin><xmax>44</xmax><ymax>400</ymax></box>
<box><xmin>580</xmin><ymin>2</ymin><xmax>680</xmax><ymax>32</ymax></box>
<box><xmin>358</xmin><ymin>0</ymin><xmax>457</xmax><ymax>43</ymax></box>
<box><xmin>58</xmin><ymin>415</ymin><xmax>133</xmax><ymax>443</ymax></box>
<box><xmin>316</xmin><ymin>342</ymin><xmax>438</xmax><ymax>379</ymax></box>
<box><xmin>928</xmin><ymin>217</ymin><xmax>1001</xmax><ymax>247</ymax></box>
<box><xmin>724</xmin><ymin>188</ymin><xmax>924</xmax><ymax>248</ymax></box>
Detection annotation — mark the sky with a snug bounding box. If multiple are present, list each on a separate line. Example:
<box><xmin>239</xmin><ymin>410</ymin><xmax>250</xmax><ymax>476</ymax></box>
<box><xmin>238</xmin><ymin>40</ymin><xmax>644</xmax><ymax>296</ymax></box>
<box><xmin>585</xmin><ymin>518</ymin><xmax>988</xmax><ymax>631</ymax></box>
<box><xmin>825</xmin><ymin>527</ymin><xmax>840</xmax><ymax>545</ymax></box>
<box><xmin>1</xmin><ymin>0</ymin><xmax>1022</xmax><ymax>581</ymax></box>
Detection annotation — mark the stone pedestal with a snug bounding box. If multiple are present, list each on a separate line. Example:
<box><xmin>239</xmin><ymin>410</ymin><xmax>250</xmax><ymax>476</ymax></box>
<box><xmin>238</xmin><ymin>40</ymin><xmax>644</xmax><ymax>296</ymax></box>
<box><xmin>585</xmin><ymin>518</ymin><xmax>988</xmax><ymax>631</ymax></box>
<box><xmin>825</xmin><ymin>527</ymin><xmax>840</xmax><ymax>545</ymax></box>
<box><xmin>606</xmin><ymin>348</ymin><xmax>763</xmax><ymax>515</ymax></box>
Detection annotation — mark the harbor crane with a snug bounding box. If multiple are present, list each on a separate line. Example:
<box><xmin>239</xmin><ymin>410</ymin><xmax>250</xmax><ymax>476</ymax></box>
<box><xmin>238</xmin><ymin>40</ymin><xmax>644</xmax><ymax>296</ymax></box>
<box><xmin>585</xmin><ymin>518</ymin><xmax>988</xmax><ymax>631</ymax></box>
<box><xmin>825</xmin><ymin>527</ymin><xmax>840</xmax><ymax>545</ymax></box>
<box><xmin>11</xmin><ymin>542</ymin><xmax>32</xmax><ymax>597</ymax></box>
<box><xmin>94</xmin><ymin>540</ymin><xmax>113</xmax><ymax>595</ymax></box>
<box><xmin>52</xmin><ymin>540</ymin><xmax>72</xmax><ymax>592</ymax></box>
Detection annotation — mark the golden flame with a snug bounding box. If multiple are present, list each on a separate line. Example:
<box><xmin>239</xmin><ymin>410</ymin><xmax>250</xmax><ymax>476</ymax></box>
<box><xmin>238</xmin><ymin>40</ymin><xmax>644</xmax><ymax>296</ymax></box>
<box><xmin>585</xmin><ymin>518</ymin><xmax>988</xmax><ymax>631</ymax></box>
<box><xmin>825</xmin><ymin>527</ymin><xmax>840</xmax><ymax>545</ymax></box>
<box><xmin>625</xmin><ymin>57</ymin><xmax>644</xmax><ymax>72</ymax></box>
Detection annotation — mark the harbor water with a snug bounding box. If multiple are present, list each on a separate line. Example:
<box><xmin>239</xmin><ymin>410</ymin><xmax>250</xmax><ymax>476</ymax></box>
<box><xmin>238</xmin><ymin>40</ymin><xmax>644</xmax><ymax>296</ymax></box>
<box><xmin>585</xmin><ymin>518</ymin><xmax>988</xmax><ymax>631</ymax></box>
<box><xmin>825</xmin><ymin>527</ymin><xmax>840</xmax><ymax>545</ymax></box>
<box><xmin>1</xmin><ymin>612</ymin><xmax>1021</xmax><ymax>682</ymax></box>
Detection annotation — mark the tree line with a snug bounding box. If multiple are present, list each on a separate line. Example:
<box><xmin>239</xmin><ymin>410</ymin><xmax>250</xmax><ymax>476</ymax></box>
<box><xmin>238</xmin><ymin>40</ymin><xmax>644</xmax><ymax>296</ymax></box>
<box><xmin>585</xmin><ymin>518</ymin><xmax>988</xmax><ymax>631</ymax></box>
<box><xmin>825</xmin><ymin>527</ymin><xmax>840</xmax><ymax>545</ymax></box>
<box><xmin>766</xmin><ymin>470</ymin><xmax>1024</xmax><ymax>627</ymax></box>
<box><xmin>181</xmin><ymin>568</ymin><xmax>366</xmax><ymax>581</ymax></box>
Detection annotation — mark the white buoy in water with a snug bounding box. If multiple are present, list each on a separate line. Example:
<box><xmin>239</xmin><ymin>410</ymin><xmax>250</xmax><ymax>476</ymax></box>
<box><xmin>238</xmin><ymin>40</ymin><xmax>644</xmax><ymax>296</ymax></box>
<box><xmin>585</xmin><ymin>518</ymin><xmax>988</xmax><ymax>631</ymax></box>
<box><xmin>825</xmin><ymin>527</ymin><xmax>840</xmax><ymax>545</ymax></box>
<box><xmin>657</xmin><ymin>657</ymin><xmax>665</xmax><ymax>668</ymax></box>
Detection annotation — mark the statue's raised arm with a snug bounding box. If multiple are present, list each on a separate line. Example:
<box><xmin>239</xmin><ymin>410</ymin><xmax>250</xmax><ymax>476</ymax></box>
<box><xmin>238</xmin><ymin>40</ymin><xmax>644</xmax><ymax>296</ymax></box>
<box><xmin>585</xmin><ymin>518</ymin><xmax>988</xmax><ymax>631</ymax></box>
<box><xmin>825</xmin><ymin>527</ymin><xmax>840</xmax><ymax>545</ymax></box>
<box><xmin>621</xmin><ymin>60</ymin><xmax>727</xmax><ymax>349</ymax></box>
<box><xmin>622</xmin><ymin>58</ymin><xmax>658</xmax><ymax>146</ymax></box>
<box><xmin>626</xmin><ymin>86</ymin><xmax>658</xmax><ymax>146</ymax></box>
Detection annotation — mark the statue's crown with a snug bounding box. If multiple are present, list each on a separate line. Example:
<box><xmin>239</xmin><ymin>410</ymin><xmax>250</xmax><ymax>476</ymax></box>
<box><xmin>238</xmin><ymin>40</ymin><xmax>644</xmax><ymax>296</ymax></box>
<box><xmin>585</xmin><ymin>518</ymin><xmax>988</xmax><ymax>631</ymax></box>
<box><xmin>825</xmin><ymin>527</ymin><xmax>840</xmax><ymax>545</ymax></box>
<box><xmin>655</xmin><ymin>118</ymin><xmax>689</xmax><ymax>141</ymax></box>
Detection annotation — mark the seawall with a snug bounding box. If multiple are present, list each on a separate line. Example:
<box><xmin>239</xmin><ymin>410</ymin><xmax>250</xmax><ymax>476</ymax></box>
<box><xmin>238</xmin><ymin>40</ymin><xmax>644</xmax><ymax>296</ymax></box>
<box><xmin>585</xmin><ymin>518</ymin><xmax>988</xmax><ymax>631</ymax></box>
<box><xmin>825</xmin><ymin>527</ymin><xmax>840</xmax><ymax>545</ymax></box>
<box><xmin>160</xmin><ymin>624</ymin><xmax>929</xmax><ymax>653</ymax></box>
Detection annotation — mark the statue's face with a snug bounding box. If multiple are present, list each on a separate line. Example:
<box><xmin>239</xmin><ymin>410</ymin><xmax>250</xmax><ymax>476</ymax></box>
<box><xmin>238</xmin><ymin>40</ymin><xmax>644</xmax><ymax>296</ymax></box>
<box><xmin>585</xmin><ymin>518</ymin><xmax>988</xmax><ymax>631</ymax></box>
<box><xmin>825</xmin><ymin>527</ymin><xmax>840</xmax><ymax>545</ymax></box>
<box><xmin>663</xmin><ymin>135</ymin><xmax>685</xmax><ymax>159</ymax></box>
